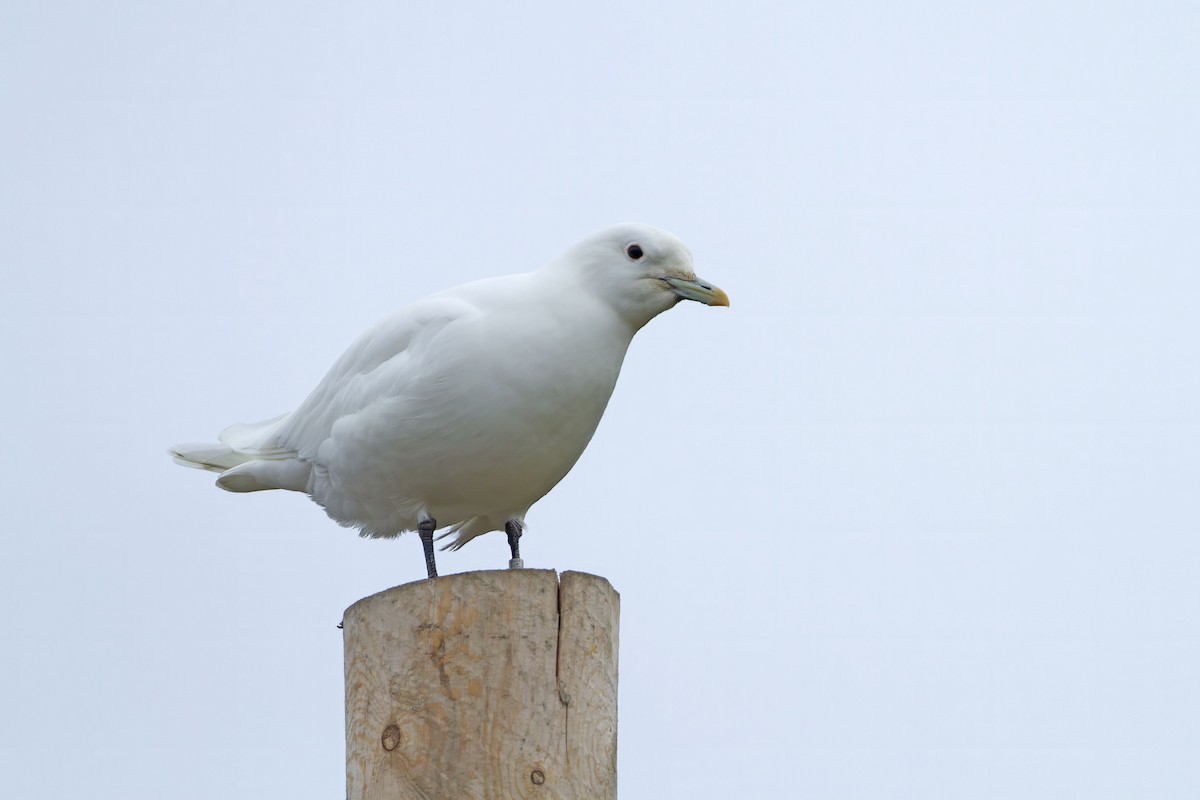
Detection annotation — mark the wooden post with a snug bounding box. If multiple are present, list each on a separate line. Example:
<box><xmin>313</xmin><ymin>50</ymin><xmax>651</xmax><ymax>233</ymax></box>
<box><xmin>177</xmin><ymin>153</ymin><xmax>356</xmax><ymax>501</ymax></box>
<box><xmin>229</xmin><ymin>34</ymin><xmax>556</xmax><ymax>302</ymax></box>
<box><xmin>342</xmin><ymin>569</ymin><xmax>619</xmax><ymax>799</ymax></box>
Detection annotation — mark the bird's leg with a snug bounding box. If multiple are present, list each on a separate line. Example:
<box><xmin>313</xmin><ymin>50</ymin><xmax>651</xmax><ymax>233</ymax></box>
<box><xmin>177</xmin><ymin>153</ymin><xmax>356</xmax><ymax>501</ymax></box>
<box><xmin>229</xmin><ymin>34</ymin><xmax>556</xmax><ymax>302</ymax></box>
<box><xmin>418</xmin><ymin>517</ymin><xmax>438</xmax><ymax>579</ymax></box>
<box><xmin>505</xmin><ymin>519</ymin><xmax>524</xmax><ymax>570</ymax></box>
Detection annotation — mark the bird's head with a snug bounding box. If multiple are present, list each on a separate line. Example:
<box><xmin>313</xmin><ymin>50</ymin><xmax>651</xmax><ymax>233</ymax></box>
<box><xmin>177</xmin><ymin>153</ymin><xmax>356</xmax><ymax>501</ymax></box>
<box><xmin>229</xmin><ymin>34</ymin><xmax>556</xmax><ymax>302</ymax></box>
<box><xmin>557</xmin><ymin>223</ymin><xmax>729</xmax><ymax>329</ymax></box>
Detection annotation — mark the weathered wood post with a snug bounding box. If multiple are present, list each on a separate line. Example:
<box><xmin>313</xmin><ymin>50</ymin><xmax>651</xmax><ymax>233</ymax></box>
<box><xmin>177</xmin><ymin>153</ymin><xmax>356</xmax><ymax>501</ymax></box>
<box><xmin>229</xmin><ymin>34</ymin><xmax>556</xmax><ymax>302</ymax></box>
<box><xmin>342</xmin><ymin>569</ymin><xmax>619</xmax><ymax>799</ymax></box>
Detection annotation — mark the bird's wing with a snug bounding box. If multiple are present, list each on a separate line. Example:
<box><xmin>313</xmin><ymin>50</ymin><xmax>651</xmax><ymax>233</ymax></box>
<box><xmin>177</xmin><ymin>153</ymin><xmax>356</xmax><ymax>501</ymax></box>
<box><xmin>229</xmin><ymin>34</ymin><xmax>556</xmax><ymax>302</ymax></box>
<box><xmin>264</xmin><ymin>295</ymin><xmax>480</xmax><ymax>462</ymax></box>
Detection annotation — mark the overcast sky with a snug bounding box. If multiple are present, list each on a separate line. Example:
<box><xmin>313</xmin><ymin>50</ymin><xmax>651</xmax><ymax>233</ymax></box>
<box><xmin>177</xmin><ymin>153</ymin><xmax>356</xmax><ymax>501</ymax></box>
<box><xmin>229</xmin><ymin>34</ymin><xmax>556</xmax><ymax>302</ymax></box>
<box><xmin>3</xmin><ymin>2</ymin><xmax>1199</xmax><ymax>798</ymax></box>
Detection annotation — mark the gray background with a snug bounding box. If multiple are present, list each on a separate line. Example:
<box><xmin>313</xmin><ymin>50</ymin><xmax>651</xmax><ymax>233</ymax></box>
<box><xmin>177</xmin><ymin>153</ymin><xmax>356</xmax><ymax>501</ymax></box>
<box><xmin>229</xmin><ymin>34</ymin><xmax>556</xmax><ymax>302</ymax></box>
<box><xmin>3</xmin><ymin>2</ymin><xmax>1198</xmax><ymax>798</ymax></box>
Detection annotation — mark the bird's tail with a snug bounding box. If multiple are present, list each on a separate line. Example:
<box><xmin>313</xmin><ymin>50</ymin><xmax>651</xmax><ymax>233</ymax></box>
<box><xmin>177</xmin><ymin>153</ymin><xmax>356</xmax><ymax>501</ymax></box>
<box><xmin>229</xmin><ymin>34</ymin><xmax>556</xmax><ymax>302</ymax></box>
<box><xmin>169</xmin><ymin>413</ymin><xmax>311</xmax><ymax>493</ymax></box>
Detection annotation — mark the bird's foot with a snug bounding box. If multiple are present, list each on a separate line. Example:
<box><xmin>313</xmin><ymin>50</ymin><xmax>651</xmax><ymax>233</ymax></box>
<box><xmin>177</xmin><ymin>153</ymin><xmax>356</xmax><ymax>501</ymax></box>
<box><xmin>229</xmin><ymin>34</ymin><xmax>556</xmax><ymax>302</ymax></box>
<box><xmin>505</xmin><ymin>520</ymin><xmax>523</xmax><ymax>570</ymax></box>
<box><xmin>419</xmin><ymin>517</ymin><xmax>438</xmax><ymax>579</ymax></box>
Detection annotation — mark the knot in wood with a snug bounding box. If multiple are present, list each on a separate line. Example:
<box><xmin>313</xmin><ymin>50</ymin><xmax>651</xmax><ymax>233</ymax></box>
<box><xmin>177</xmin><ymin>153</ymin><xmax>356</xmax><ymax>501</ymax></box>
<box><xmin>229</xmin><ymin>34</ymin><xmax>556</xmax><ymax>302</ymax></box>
<box><xmin>380</xmin><ymin>724</ymin><xmax>401</xmax><ymax>752</ymax></box>
<box><xmin>530</xmin><ymin>769</ymin><xmax>546</xmax><ymax>785</ymax></box>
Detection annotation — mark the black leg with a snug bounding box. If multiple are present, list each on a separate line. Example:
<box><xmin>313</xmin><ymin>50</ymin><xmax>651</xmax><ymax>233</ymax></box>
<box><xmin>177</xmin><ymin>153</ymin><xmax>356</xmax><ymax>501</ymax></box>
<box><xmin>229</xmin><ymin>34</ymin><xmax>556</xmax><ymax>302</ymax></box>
<box><xmin>505</xmin><ymin>519</ymin><xmax>523</xmax><ymax>569</ymax></box>
<box><xmin>419</xmin><ymin>517</ymin><xmax>438</xmax><ymax>579</ymax></box>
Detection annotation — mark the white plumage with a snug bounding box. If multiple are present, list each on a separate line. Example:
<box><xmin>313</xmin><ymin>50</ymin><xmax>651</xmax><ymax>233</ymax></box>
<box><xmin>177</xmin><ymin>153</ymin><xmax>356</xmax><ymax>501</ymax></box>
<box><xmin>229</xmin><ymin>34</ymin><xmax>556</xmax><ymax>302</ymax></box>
<box><xmin>171</xmin><ymin>223</ymin><xmax>727</xmax><ymax>570</ymax></box>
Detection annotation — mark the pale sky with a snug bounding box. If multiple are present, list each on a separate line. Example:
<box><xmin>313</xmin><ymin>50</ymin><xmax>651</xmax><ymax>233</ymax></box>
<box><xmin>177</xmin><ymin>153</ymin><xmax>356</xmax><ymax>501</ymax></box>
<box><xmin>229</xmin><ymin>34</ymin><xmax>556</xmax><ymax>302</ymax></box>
<box><xmin>3</xmin><ymin>2</ymin><xmax>1199</xmax><ymax>798</ymax></box>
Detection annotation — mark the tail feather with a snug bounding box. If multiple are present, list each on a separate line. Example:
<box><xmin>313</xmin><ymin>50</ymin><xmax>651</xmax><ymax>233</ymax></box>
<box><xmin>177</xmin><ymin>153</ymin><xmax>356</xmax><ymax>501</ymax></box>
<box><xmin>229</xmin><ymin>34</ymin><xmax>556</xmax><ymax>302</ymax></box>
<box><xmin>215</xmin><ymin>458</ymin><xmax>311</xmax><ymax>493</ymax></box>
<box><xmin>218</xmin><ymin>413</ymin><xmax>288</xmax><ymax>453</ymax></box>
<box><xmin>169</xmin><ymin>443</ymin><xmax>251</xmax><ymax>473</ymax></box>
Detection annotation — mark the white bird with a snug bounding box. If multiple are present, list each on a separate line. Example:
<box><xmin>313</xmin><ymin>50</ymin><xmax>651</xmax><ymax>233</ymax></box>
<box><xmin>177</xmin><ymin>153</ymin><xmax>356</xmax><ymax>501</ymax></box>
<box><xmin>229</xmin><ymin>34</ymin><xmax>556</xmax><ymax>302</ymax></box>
<box><xmin>170</xmin><ymin>223</ymin><xmax>728</xmax><ymax>578</ymax></box>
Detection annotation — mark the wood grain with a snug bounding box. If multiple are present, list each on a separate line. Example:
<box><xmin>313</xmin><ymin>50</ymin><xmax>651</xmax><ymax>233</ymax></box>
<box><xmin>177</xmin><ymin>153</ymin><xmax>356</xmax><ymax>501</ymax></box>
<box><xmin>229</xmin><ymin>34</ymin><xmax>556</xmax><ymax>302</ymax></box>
<box><xmin>343</xmin><ymin>570</ymin><xmax>619</xmax><ymax>800</ymax></box>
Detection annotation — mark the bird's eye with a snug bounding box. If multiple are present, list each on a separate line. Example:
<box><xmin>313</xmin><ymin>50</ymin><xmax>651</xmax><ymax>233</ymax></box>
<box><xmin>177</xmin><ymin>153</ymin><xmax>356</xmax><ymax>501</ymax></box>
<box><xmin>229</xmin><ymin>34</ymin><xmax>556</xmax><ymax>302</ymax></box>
<box><xmin>626</xmin><ymin>243</ymin><xmax>644</xmax><ymax>261</ymax></box>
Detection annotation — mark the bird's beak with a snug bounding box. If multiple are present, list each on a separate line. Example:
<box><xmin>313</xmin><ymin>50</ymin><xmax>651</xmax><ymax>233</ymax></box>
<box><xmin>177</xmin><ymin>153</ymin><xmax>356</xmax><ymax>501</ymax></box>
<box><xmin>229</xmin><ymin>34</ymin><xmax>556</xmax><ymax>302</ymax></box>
<box><xmin>663</xmin><ymin>276</ymin><xmax>730</xmax><ymax>307</ymax></box>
